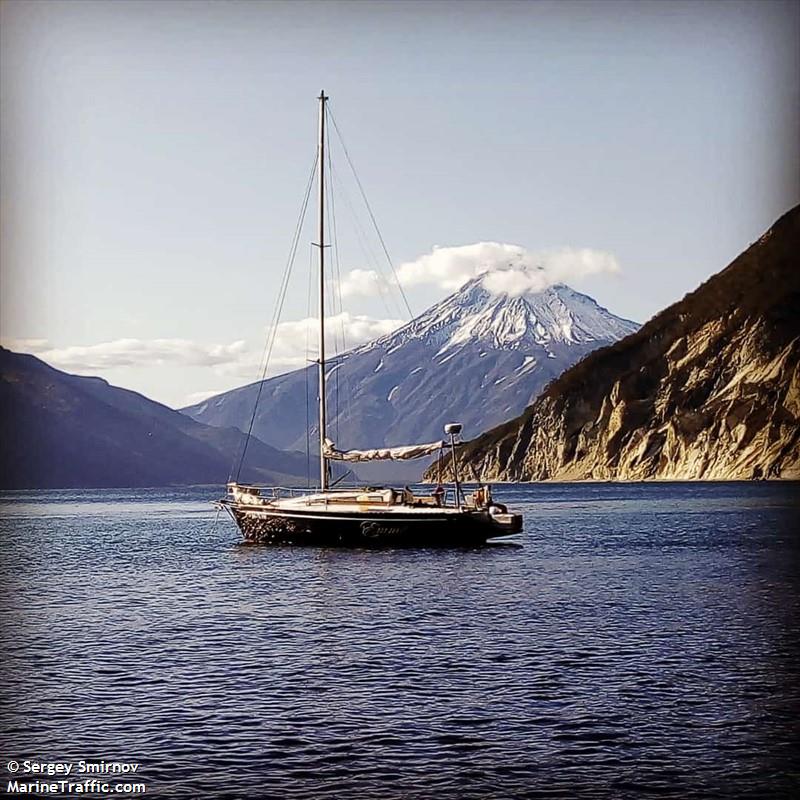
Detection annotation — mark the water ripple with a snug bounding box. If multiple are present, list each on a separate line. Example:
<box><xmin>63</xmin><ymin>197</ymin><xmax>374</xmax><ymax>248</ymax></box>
<box><xmin>1</xmin><ymin>483</ymin><xmax>799</xmax><ymax>798</ymax></box>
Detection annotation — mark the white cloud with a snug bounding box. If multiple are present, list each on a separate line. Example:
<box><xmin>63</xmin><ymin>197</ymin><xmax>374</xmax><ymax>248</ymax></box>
<box><xmin>328</xmin><ymin>243</ymin><xmax>621</xmax><ymax>301</ymax></box>
<box><xmin>2</xmin><ymin>338</ymin><xmax>50</xmax><ymax>353</ymax></box>
<box><xmin>257</xmin><ymin>312</ymin><xmax>403</xmax><ymax>373</ymax></box>
<box><xmin>6</xmin><ymin>338</ymin><xmax>250</xmax><ymax>371</ymax></box>
<box><xmin>397</xmin><ymin>242</ymin><xmax>525</xmax><ymax>290</ymax></box>
<box><xmin>481</xmin><ymin>269</ymin><xmax>539</xmax><ymax>296</ymax></box>
<box><xmin>395</xmin><ymin>242</ymin><xmax>621</xmax><ymax>296</ymax></box>
<box><xmin>339</xmin><ymin>268</ymin><xmax>383</xmax><ymax>298</ymax></box>
<box><xmin>1</xmin><ymin>312</ymin><xmax>403</xmax><ymax>381</ymax></box>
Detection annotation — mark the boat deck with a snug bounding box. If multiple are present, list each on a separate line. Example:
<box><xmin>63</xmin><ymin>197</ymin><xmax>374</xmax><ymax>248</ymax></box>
<box><xmin>231</xmin><ymin>488</ymin><xmax>470</xmax><ymax>515</ymax></box>
<box><xmin>220</xmin><ymin>484</ymin><xmax>523</xmax><ymax>542</ymax></box>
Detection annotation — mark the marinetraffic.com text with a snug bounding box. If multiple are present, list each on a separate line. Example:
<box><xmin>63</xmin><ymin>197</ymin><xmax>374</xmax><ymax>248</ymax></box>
<box><xmin>6</xmin><ymin>760</ymin><xmax>146</xmax><ymax>795</ymax></box>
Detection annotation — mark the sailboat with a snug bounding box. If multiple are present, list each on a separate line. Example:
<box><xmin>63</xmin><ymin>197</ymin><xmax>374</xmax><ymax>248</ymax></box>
<box><xmin>218</xmin><ymin>92</ymin><xmax>523</xmax><ymax>546</ymax></box>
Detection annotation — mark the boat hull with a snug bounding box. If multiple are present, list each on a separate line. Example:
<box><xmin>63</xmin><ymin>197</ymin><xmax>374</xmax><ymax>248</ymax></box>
<box><xmin>224</xmin><ymin>503</ymin><xmax>521</xmax><ymax>547</ymax></box>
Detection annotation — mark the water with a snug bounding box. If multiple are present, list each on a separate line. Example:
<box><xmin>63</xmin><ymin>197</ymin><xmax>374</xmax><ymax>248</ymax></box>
<box><xmin>1</xmin><ymin>483</ymin><xmax>799</xmax><ymax>799</ymax></box>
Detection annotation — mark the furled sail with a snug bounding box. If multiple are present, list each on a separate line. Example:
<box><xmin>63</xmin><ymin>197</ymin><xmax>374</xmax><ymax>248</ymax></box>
<box><xmin>323</xmin><ymin>438</ymin><xmax>448</xmax><ymax>463</ymax></box>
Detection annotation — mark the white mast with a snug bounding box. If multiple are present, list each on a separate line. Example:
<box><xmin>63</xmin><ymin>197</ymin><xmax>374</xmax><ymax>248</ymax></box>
<box><xmin>317</xmin><ymin>90</ymin><xmax>328</xmax><ymax>491</ymax></box>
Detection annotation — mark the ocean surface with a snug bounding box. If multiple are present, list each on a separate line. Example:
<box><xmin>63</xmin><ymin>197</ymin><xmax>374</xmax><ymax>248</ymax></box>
<box><xmin>1</xmin><ymin>482</ymin><xmax>799</xmax><ymax>799</ymax></box>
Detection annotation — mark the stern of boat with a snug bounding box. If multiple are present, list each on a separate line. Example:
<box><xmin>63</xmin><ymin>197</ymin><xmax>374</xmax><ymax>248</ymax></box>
<box><xmin>488</xmin><ymin>508</ymin><xmax>523</xmax><ymax>536</ymax></box>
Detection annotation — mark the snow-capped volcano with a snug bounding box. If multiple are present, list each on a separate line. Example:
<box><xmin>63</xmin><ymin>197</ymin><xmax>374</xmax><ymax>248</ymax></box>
<box><xmin>182</xmin><ymin>278</ymin><xmax>638</xmax><ymax>481</ymax></box>
<box><xmin>364</xmin><ymin>275</ymin><xmax>637</xmax><ymax>356</ymax></box>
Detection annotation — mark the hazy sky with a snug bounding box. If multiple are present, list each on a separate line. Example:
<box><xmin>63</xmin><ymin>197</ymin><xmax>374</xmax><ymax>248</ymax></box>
<box><xmin>2</xmin><ymin>0</ymin><xmax>798</xmax><ymax>407</ymax></box>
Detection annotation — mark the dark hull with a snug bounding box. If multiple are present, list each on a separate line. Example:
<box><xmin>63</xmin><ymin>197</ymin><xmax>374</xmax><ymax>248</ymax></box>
<box><xmin>225</xmin><ymin>504</ymin><xmax>520</xmax><ymax>547</ymax></box>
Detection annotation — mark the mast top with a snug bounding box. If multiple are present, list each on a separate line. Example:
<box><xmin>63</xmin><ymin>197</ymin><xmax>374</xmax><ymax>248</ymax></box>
<box><xmin>319</xmin><ymin>90</ymin><xmax>328</xmax><ymax>101</ymax></box>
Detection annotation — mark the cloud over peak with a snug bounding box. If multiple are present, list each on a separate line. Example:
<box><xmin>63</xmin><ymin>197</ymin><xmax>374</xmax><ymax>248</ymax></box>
<box><xmin>396</xmin><ymin>242</ymin><xmax>621</xmax><ymax>297</ymax></box>
<box><xmin>339</xmin><ymin>268</ymin><xmax>383</xmax><ymax>298</ymax></box>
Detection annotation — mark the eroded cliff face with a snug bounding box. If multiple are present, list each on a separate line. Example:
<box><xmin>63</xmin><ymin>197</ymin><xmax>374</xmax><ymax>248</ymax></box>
<box><xmin>436</xmin><ymin>206</ymin><xmax>800</xmax><ymax>482</ymax></box>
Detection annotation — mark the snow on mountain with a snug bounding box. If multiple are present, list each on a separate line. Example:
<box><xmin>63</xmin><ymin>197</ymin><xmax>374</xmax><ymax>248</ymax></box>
<box><xmin>182</xmin><ymin>277</ymin><xmax>639</xmax><ymax>481</ymax></box>
<box><xmin>446</xmin><ymin>206</ymin><xmax>800</xmax><ymax>483</ymax></box>
<box><xmin>361</xmin><ymin>276</ymin><xmax>637</xmax><ymax>356</ymax></box>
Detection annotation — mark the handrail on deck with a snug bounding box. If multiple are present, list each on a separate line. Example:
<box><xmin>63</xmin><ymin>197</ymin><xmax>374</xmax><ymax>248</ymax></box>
<box><xmin>227</xmin><ymin>483</ymin><xmax>314</xmax><ymax>498</ymax></box>
<box><xmin>226</xmin><ymin>482</ymin><xmax>461</xmax><ymax>508</ymax></box>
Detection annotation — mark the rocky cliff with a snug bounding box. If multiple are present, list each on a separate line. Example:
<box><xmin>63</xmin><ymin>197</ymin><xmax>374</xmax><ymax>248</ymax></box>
<box><xmin>431</xmin><ymin>206</ymin><xmax>800</xmax><ymax>482</ymax></box>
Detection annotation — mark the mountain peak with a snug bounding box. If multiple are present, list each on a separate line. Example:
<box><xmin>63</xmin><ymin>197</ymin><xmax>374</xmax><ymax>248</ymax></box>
<box><xmin>443</xmin><ymin>205</ymin><xmax>800</xmax><ymax>482</ymax></box>
<box><xmin>363</xmin><ymin>277</ymin><xmax>638</xmax><ymax>355</ymax></box>
<box><xmin>184</xmin><ymin>272</ymin><xmax>639</xmax><ymax>482</ymax></box>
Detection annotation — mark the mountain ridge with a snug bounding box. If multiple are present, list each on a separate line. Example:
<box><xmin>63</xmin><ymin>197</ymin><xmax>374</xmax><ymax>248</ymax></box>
<box><xmin>0</xmin><ymin>347</ymin><xmax>311</xmax><ymax>489</ymax></box>
<box><xmin>182</xmin><ymin>279</ymin><xmax>638</xmax><ymax>481</ymax></box>
<box><xmin>431</xmin><ymin>206</ymin><xmax>800</xmax><ymax>482</ymax></box>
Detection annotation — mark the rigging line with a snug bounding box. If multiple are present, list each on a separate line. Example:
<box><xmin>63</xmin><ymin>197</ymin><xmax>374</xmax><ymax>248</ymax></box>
<box><xmin>235</xmin><ymin>151</ymin><xmax>319</xmax><ymax>482</ymax></box>
<box><xmin>326</xmin><ymin>121</ymin><xmax>344</xmax><ymax>444</ymax></box>
<box><xmin>327</xmin><ymin>159</ymin><xmax>381</xmax><ymax>291</ymax></box>
<box><xmin>322</xmin><ymin>133</ymin><xmax>337</xmax><ymax>429</ymax></box>
<box><xmin>209</xmin><ymin>505</ymin><xmax>221</xmax><ymax>536</ymax></box>
<box><xmin>305</xmin><ymin>242</ymin><xmax>314</xmax><ymax>489</ymax></box>
<box><xmin>323</xmin><ymin>174</ymin><xmax>339</xmax><ymax>442</ymax></box>
<box><xmin>329</xmin><ymin>160</ymin><xmax>401</xmax><ymax>320</ymax></box>
<box><xmin>328</xmin><ymin>104</ymin><xmax>414</xmax><ymax>320</ymax></box>
<box><xmin>330</xmin><ymin>160</ymin><xmax>381</xmax><ymax>270</ymax></box>
<box><xmin>326</xmin><ymin>145</ymin><xmax>357</xmax><ymax>436</ymax></box>
<box><xmin>327</xmin><ymin>122</ymin><xmax>347</xmax><ymax>327</ymax></box>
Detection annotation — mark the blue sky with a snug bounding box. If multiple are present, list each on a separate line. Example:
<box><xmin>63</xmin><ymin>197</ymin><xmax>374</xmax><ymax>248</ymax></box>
<box><xmin>1</xmin><ymin>0</ymin><xmax>798</xmax><ymax>407</ymax></box>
